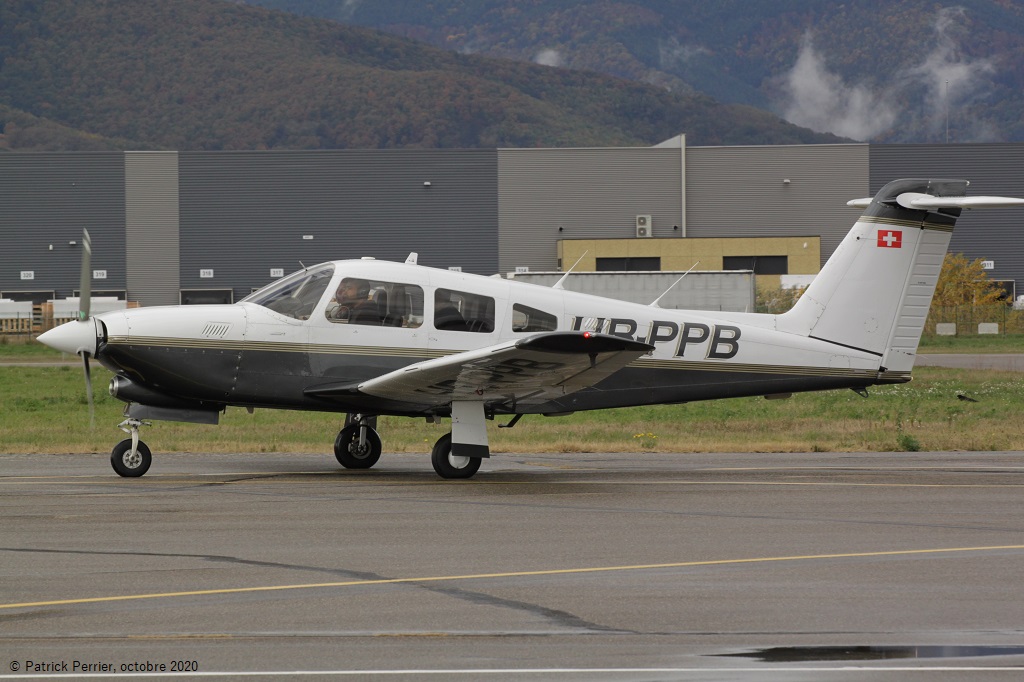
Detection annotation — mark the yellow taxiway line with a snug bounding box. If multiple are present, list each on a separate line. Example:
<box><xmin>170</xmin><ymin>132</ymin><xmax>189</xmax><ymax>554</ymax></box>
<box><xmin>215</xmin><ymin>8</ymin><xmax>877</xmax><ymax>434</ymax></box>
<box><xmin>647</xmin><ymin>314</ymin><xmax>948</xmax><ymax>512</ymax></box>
<box><xmin>3</xmin><ymin>544</ymin><xmax>1023</xmax><ymax>611</ymax></box>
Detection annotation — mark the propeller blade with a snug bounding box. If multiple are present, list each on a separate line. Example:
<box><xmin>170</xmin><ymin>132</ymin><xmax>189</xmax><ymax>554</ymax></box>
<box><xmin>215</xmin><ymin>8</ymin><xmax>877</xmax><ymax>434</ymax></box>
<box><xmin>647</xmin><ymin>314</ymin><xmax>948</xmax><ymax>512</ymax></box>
<box><xmin>82</xmin><ymin>352</ymin><xmax>95</xmax><ymax>428</ymax></box>
<box><xmin>79</xmin><ymin>228</ymin><xmax>92</xmax><ymax>320</ymax></box>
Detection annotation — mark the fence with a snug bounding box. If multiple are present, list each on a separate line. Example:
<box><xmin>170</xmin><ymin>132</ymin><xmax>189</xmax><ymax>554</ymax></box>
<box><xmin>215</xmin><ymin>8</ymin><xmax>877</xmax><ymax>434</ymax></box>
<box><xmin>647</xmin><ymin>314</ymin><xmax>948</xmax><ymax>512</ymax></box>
<box><xmin>0</xmin><ymin>300</ymin><xmax>139</xmax><ymax>335</ymax></box>
<box><xmin>926</xmin><ymin>305</ymin><xmax>1024</xmax><ymax>335</ymax></box>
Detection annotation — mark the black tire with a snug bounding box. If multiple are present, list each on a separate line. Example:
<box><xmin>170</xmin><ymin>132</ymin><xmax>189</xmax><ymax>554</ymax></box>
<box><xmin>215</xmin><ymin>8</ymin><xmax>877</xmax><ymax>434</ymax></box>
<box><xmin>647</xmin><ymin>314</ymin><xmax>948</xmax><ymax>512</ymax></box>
<box><xmin>430</xmin><ymin>433</ymin><xmax>482</xmax><ymax>479</ymax></box>
<box><xmin>111</xmin><ymin>439</ymin><xmax>152</xmax><ymax>478</ymax></box>
<box><xmin>334</xmin><ymin>424</ymin><xmax>382</xmax><ymax>469</ymax></box>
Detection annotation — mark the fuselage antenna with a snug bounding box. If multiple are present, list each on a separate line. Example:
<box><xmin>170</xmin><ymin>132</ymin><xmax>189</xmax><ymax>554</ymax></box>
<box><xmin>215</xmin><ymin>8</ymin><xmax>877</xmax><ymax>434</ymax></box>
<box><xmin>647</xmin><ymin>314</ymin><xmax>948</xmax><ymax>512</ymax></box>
<box><xmin>553</xmin><ymin>251</ymin><xmax>588</xmax><ymax>290</ymax></box>
<box><xmin>650</xmin><ymin>261</ymin><xmax>700</xmax><ymax>308</ymax></box>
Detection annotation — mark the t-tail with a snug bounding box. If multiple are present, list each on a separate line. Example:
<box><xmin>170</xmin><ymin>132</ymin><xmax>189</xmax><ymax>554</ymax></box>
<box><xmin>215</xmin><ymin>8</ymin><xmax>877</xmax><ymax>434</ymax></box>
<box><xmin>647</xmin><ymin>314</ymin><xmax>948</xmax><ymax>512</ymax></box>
<box><xmin>778</xmin><ymin>179</ymin><xmax>1024</xmax><ymax>375</ymax></box>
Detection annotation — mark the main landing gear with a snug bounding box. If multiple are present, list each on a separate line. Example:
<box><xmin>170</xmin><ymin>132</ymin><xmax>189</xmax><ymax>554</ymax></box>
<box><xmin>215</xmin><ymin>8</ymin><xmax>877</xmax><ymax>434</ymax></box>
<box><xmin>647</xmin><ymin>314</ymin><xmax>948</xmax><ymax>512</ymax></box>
<box><xmin>430</xmin><ymin>432</ymin><xmax>482</xmax><ymax>479</ymax></box>
<box><xmin>334</xmin><ymin>414</ymin><xmax>382</xmax><ymax>469</ymax></box>
<box><xmin>332</xmin><ymin>409</ymin><xmax>488</xmax><ymax>479</ymax></box>
<box><xmin>111</xmin><ymin>418</ymin><xmax>152</xmax><ymax>477</ymax></box>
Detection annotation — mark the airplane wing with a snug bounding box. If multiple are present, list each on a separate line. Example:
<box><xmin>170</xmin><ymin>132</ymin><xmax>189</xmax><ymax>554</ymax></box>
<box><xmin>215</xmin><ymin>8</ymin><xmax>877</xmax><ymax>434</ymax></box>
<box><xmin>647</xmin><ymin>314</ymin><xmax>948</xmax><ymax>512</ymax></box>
<box><xmin>318</xmin><ymin>332</ymin><xmax>652</xmax><ymax>408</ymax></box>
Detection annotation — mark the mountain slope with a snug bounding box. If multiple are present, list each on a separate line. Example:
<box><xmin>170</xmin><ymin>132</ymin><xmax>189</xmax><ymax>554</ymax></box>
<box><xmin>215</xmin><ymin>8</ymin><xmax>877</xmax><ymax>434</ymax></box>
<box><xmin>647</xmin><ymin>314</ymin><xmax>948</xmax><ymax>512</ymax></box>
<box><xmin>249</xmin><ymin>0</ymin><xmax>1024</xmax><ymax>142</ymax></box>
<box><xmin>0</xmin><ymin>0</ymin><xmax>842</xmax><ymax>151</ymax></box>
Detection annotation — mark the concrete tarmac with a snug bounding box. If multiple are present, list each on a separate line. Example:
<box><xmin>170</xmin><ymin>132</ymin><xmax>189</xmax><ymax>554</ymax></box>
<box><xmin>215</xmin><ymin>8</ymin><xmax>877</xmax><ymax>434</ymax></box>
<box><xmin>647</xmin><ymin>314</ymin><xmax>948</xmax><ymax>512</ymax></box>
<box><xmin>2</xmin><ymin>450</ymin><xmax>1024</xmax><ymax>680</ymax></box>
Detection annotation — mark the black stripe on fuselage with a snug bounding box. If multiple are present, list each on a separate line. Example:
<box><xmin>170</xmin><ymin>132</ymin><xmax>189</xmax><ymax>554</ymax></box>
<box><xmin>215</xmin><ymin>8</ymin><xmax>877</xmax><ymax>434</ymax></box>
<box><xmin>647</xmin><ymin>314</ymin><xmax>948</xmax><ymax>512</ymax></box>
<box><xmin>99</xmin><ymin>340</ymin><xmax>902</xmax><ymax>416</ymax></box>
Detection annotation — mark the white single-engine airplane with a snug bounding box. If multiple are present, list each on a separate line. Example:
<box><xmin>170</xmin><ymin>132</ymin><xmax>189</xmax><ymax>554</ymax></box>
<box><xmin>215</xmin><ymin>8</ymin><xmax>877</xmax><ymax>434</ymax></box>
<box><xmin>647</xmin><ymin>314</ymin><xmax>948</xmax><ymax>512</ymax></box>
<box><xmin>38</xmin><ymin>179</ymin><xmax>1024</xmax><ymax>479</ymax></box>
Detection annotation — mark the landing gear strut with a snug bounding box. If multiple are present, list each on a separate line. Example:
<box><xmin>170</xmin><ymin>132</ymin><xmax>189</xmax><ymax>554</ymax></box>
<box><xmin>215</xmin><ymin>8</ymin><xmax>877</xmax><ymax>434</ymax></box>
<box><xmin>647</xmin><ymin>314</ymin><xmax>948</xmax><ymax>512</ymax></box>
<box><xmin>111</xmin><ymin>418</ymin><xmax>152</xmax><ymax>477</ymax></box>
<box><xmin>334</xmin><ymin>414</ymin><xmax>382</xmax><ymax>469</ymax></box>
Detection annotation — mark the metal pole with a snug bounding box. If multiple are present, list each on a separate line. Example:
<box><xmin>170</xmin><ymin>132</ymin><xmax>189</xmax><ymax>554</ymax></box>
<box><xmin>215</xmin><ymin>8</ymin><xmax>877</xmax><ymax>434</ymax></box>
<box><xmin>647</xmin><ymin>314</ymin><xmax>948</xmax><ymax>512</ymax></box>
<box><xmin>945</xmin><ymin>80</ymin><xmax>949</xmax><ymax>144</ymax></box>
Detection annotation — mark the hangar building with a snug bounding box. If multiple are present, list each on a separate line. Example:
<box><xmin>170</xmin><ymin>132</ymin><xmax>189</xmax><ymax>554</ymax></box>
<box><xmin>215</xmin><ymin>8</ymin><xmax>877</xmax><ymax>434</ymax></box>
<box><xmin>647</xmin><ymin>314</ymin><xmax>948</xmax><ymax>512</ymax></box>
<box><xmin>1</xmin><ymin>139</ymin><xmax>1022</xmax><ymax>309</ymax></box>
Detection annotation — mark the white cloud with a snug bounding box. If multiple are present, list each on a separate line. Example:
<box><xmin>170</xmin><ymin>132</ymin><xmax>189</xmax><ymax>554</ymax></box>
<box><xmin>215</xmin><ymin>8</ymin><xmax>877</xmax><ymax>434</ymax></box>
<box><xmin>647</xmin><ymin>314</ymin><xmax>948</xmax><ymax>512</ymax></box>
<box><xmin>779</xmin><ymin>35</ymin><xmax>898</xmax><ymax>141</ymax></box>
<box><xmin>533</xmin><ymin>49</ymin><xmax>564</xmax><ymax>68</ymax></box>
<box><xmin>905</xmin><ymin>7</ymin><xmax>995</xmax><ymax>138</ymax></box>
<box><xmin>335</xmin><ymin>0</ymin><xmax>363</xmax><ymax>22</ymax></box>
<box><xmin>658</xmin><ymin>37</ymin><xmax>710</xmax><ymax>70</ymax></box>
<box><xmin>776</xmin><ymin>7</ymin><xmax>997</xmax><ymax>142</ymax></box>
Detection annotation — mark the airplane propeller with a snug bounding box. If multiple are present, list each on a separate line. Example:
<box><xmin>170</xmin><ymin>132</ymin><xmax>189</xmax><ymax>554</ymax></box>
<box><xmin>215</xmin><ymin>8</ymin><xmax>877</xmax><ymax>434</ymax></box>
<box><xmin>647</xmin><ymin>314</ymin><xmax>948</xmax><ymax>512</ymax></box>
<box><xmin>78</xmin><ymin>228</ymin><xmax>95</xmax><ymax>426</ymax></box>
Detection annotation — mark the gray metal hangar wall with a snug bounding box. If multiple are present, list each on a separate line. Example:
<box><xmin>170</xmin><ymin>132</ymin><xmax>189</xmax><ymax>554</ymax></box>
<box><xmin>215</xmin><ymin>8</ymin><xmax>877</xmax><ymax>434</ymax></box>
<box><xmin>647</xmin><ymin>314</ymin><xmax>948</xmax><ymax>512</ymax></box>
<box><xmin>0</xmin><ymin>152</ymin><xmax>126</xmax><ymax>301</ymax></box>
<box><xmin>496</xmin><ymin>146</ymin><xmax>685</xmax><ymax>273</ymax></box>
<box><xmin>685</xmin><ymin>144</ymin><xmax>870</xmax><ymax>262</ymax></box>
<box><xmin>1</xmin><ymin>149</ymin><xmax>500</xmax><ymax>306</ymax></box>
<box><xmin>180</xmin><ymin>149</ymin><xmax>499</xmax><ymax>304</ymax></box>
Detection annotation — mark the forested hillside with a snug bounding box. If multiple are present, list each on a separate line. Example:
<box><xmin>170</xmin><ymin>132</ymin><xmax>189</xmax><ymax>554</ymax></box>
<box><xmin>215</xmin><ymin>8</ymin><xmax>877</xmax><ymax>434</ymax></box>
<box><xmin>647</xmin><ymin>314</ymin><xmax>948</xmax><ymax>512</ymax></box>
<box><xmin>249</xmin><ymin>0</ymin><xmax>1024</xmax><ymax>142</ymax></box>
<box><xmin>0</xmin><ymin>0</ymin><xmax>842</xmax><ymax>151</ymax></box>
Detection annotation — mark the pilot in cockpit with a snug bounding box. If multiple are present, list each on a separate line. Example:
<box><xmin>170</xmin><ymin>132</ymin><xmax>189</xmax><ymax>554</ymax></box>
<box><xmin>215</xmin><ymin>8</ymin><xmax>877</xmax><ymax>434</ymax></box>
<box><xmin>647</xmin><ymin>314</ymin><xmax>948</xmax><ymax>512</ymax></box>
<box><xmin>326</xmin><ymin>278</ymin><xmax>380</xmax><ymax>324</ymax></box>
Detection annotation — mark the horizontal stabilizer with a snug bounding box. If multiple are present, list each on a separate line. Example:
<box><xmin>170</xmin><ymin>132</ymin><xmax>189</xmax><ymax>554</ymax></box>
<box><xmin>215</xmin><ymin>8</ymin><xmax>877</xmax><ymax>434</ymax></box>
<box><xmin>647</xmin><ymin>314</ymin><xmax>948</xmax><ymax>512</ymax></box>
<box><xmin>847</xmin><ymin>193</ymin><xmax>1024</xmax><ymax>210</ymax></box>
<box><xmin>897</xmin><ymin>193</ymin><xmax>1024</xmax><ymax>209</ymax></box>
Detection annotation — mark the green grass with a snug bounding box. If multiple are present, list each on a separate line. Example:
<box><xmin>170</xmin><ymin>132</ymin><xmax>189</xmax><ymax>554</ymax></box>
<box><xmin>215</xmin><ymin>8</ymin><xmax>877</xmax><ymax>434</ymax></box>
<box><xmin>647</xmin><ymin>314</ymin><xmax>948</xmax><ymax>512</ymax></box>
<box><xmin>3</xmin><ymin>364</ymin><xmax>1023</xmax><ymax>455</ymax></box>
<box><xmin>0</xmin><ymin>335</ymin><xmax>75</xmax><ymax>361</ymax></box>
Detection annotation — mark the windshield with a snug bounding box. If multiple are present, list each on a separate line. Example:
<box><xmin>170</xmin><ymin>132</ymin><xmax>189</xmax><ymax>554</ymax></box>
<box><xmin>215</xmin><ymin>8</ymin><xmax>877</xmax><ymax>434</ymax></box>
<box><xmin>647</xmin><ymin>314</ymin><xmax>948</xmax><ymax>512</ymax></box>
<box><xmin>241</xmin><ymin>264</ymin><xmax>335</xmax><ymax>320</ymax></box>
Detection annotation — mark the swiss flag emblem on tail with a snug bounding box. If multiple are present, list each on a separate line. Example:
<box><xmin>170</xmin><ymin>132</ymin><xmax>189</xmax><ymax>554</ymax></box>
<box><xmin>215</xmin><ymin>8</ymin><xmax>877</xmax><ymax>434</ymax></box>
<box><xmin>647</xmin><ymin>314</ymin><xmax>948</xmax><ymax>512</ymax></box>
<box><xmin>877</xmin><ymin>230</ymin><xmax>902</xmax><ymax>248</ymax></box>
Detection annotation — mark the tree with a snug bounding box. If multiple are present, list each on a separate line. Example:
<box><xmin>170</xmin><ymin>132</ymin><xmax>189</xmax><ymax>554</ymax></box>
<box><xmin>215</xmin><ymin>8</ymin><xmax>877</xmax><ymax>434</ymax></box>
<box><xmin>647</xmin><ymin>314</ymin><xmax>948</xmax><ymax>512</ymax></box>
<box><xmin>931</xmin><ymin>252</ymin><xmax>1005</xmax><ymax>308</ymax></box>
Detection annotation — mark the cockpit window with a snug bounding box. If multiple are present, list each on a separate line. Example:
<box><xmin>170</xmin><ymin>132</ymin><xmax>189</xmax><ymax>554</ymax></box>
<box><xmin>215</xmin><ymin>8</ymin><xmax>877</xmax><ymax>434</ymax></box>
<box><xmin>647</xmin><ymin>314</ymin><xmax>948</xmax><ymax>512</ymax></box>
<box><xmin>242</xmin><ymin>264</ymin><xmax>334</xmax><ymax>320</ymax></box>
<box><xmin>325</xmin><ymin>277</ymin><xmax>424</xmax><ymax>328</ymax></box>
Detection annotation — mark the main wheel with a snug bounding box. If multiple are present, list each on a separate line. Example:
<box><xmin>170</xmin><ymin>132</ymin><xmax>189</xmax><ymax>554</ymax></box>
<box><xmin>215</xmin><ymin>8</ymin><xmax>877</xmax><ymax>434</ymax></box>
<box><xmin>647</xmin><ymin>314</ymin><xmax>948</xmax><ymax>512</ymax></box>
<box><xmin>111</xmin><ymin>439</ymin><xmax>152</xmax><ymax>477</ymax></box>
<box><xmin>430</xmin><ymin>433</ymin><xmax>482</xmax><ymax>479</ymax></box>
<box><xmin>334</xmin><ymin>424</ymin><xmax>382</xmax><ymax>469</ymax></box>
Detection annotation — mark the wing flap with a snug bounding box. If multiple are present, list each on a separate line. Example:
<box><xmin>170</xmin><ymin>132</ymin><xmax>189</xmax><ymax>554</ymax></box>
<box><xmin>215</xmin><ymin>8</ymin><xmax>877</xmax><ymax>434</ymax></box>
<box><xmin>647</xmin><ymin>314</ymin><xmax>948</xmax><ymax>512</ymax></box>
<box><xmin>356</xmin><ymin>332</ymin><xmax>652</xmax><ymax>407</ymax></box>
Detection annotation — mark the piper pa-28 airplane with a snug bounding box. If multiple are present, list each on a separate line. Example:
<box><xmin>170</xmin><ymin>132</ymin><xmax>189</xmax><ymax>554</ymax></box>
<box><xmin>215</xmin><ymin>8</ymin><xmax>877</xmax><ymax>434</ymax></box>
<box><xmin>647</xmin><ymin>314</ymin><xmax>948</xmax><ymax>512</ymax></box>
<box><xmin>38</xmin><ymin>179</ymin><xmax>1024</xmax><ymax>479</ymax></box>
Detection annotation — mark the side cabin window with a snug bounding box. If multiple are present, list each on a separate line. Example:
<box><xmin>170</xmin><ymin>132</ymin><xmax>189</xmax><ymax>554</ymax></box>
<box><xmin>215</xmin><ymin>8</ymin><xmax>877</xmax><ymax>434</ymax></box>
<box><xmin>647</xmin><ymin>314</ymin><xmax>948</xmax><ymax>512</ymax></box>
<box><xmin>434</xmin><ymin>288</ymin><xmax>494</xmax><ymax>333</ymax></box>
<box><xmin>243</xmin><ymin>264</ymin><xmax>334</xmax><ymax>320</ymax></box>
<box><xmin>511</xmin><ymin>303</ymin><xmax>558</xmax><ymax>332</ymax></box>
<box><xmin>325</xmin><ymin>277</ymin><xmax>424</xmax><ymax>328</ymax></box>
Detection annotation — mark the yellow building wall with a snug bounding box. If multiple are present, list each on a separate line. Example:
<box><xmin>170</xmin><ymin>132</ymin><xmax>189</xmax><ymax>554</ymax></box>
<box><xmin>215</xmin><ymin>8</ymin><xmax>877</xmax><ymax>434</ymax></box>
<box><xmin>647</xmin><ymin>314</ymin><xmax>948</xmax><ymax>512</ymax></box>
<box><xmin>557</xmin><ymin>237</ymin><xmax>821</xmax><ymax>288</ymax></box>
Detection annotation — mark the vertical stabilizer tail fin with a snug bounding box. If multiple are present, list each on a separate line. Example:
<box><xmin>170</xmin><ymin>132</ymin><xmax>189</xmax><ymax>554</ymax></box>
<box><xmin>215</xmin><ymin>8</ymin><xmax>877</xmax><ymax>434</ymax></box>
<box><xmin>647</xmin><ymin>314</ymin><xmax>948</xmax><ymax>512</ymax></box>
<box><xmin>779</xmin><ymin>179</ymin><xmax>1024</xmax><ymax>374</ymax></box>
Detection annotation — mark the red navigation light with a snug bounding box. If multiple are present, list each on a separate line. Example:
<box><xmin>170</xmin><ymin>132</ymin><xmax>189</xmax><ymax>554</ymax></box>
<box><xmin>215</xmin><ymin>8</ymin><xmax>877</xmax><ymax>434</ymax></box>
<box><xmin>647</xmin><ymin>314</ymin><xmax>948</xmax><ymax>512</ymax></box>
<box><xmin>583</xmin><ymin>332</ymin><xmax>592</xmax><ymax>339</ymax></box>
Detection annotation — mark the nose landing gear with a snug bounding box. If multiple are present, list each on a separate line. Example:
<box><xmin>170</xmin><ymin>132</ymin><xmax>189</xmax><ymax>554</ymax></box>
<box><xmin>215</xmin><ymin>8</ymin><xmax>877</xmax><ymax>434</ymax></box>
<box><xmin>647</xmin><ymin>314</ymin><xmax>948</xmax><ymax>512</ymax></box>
<box><xmin>111</xmin><ymin>418</ymin><xmax>153</xmax><ymax>477</ymax></box>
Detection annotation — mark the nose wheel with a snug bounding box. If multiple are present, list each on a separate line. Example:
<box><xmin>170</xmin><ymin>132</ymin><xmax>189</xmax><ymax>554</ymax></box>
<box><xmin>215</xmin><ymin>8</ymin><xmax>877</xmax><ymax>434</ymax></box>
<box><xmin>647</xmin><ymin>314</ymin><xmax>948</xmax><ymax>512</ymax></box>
<box><xmin>111</xmin><ymin>418</ymin><xmax>152</xmax><ymax>477</ymax></box>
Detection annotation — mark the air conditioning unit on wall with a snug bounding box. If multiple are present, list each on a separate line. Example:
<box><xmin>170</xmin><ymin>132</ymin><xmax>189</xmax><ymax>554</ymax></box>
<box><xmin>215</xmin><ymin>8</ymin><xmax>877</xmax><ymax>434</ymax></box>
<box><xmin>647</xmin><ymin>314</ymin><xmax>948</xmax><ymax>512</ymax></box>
<box><xmin>635</xmin><ymin>214</ymin><xmax>653</xmax><ymax>238</ymax></box>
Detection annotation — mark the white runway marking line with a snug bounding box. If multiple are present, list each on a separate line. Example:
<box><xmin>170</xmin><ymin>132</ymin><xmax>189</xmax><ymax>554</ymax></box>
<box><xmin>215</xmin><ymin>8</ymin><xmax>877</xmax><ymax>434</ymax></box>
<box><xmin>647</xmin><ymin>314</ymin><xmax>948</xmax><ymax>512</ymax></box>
<box><xmin>2</xmin><ymin>545</ymin><xmax>1023</xmax><ymax>611</ymax></box>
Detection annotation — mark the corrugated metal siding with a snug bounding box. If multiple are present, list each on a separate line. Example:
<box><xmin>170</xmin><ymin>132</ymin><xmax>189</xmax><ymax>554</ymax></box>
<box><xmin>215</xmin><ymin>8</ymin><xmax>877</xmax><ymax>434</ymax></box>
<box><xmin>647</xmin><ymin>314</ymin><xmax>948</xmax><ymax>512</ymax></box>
<box><xmin>125</xmin><ymin>152</ymin><xmax>180</xmax><ymax>306</ymax></box>
<box><xmin>0</xmin><ymin>153</ymin><xmax>125</xmax><ymax>299</ymax></box>
<box><xmin>870</xmin><ymin>143</ymin><xmax>1024</xmax><ymax>294</ymax></box>
<box><xmin>686</xmin><ymin>144</ymin><xmax>869</xmax><ymax>266</ymax></box>
<box><xmin>498</xmin><ymin>148</ymin><xmax>683</xmax><ymax>273</ymax></box>
<box><xmin>179</xmin><ymin>150</ymin><xmax>498</xmax><ymax>300</ymax></box>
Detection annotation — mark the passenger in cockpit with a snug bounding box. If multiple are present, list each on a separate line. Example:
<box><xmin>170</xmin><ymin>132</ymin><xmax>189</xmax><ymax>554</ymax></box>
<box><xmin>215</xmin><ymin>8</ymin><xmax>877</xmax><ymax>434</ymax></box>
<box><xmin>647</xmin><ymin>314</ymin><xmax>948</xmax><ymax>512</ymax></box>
<box><xmin>327</xmin><ymin>278</ymin><xmax>380</xmax><ymax>324</ymax></box>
